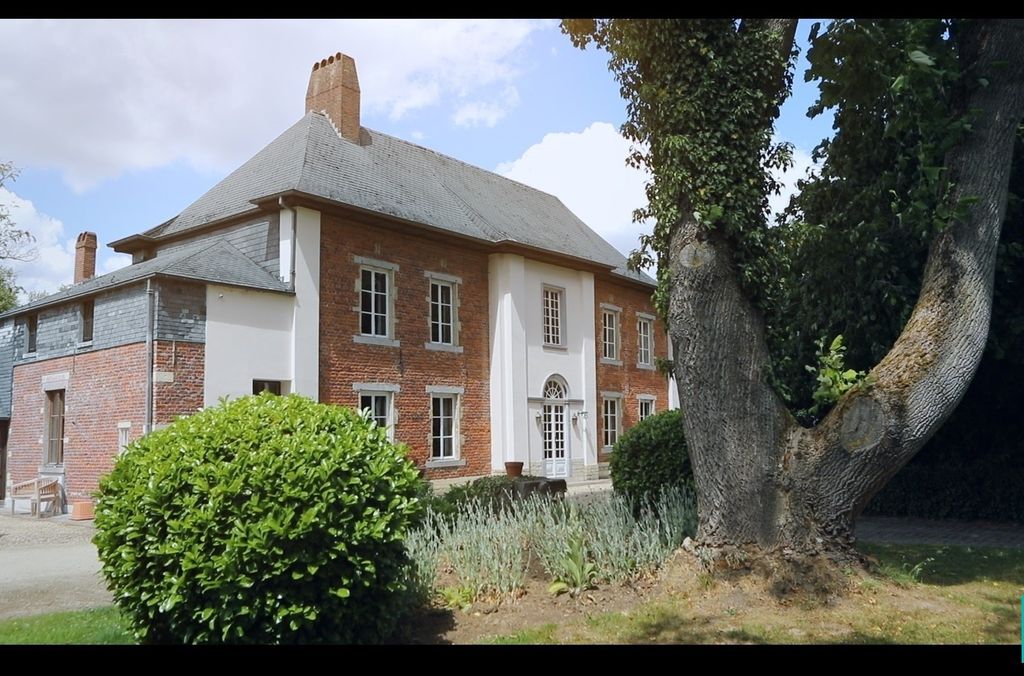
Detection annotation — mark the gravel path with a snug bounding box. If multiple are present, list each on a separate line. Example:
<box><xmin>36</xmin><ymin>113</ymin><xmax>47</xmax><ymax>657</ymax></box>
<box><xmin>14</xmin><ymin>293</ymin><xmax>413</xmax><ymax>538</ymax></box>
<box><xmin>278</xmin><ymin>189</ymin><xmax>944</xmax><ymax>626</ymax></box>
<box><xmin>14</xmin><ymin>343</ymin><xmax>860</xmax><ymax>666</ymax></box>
<box><xmin>0</xmin><ymin>514</ymin><xmax>111</xmax><ymax>621</ymax></box>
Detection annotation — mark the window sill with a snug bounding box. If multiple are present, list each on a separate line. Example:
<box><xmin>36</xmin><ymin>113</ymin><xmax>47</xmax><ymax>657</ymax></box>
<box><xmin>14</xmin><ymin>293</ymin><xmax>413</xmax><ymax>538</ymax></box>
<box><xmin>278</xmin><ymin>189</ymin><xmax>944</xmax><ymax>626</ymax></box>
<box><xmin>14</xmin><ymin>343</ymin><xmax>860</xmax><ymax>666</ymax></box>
<box><xmin>76</xmin><ymin>341</ymin><xmax>93</xmax><ymax>350</ymax></box>
<box><xmin>425</xmin><ymin>458</ymin><xmax>467</xmax><ymax>469</ymax></box>
<box><xmin>600</xmin><ymin>357</ymin><xmax>622</xmax><ymax>366</ymax></box>
<box><xmin>601</xmin><ymin>446</ymin><xmax>615</xmax><ymax>454</ymax></box>
<box><xmin>424</xmin><ymin>342</ymin><xmax>464</xmax><ymax>354</ymax></box>
<box><xmin>636</xmin><ymin>363</ymin><xmax>656</xmax><ymax>371</ymax></box>
<box><xmin>37</xmin><ymin>465</ymin><xmax>65</xmax><ymax>475</ymax></box>
<box><xmin>542</xmin><ymin>343</ymin><xmax>568</xmax><ymax>352</ymax></box>
<box><xmin>21</xmin><ymin>352</ymin><xmax>37</xmax><ymax>361</ymax></box>
<box><xmin>353</xmin><ymin>335</ymin><xmax>401</xmax><ymax>348</ymax></box>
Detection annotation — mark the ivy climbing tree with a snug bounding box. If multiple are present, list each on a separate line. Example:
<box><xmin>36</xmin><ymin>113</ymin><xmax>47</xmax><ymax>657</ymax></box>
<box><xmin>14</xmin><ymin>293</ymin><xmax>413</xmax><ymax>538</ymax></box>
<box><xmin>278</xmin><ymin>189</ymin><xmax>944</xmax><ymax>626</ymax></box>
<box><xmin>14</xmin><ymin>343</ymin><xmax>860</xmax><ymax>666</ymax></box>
<box><xmin>563</xmin><ymin>19</ymin><xmax>1024</xmax><ymax>563</ymax></box>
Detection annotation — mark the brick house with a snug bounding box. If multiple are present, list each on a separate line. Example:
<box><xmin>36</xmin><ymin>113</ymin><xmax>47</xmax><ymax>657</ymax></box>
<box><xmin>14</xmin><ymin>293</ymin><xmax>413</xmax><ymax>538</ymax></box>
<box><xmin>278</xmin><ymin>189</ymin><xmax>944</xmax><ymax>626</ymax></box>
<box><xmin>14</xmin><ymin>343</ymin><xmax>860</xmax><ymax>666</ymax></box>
<box><xmin>0</xmin><ymin>52</ymin><xmax>675</xmax><ymax>506</ymax></box>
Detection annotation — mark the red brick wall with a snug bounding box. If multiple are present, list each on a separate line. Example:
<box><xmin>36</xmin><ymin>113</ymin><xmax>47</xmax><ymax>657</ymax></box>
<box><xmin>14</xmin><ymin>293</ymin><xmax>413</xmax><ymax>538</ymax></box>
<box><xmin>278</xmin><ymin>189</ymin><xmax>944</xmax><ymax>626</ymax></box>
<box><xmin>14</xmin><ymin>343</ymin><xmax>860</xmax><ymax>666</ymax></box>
<box><xmin>594</xmin><ymin>277</ymin><xmax>668</xmax><ymax>461</ymax></box>
<box><xmin>7</xmin><ymin>340</ymin><xmax>206</xmax><ymax>501</ymax></box>
<box><xmin>154</xmin><ymin>340</ymin><xmax>205</xmax><ymax>424</ymax></box>
<box><xmin>318</xmin><ymin>214</ymin><xmax>491</xmax><ymax>479</ymax></box>
<box><xmin>7</xmin><ymin>343</ymin><xmax>147</xmax><ymax>500</ymax></box>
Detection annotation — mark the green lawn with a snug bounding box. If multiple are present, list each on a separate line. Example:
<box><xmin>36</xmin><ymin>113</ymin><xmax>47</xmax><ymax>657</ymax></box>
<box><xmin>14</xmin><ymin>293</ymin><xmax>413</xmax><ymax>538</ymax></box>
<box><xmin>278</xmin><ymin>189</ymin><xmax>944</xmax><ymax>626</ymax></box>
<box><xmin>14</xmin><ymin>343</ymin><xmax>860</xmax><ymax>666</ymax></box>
<box><xmin>2</xmin><ymin>543</ymin><xmax>1021</xmax><ymax>644</ymax></box>
<box><xmin>0</xmin><ymin>607</ymin><xmax>132</xmax><ymax>645</ymax></box>
<box><xmin>486</xmin><ymin>543</ymin><xmax>1024</xmax><ymax>645</ymax></box>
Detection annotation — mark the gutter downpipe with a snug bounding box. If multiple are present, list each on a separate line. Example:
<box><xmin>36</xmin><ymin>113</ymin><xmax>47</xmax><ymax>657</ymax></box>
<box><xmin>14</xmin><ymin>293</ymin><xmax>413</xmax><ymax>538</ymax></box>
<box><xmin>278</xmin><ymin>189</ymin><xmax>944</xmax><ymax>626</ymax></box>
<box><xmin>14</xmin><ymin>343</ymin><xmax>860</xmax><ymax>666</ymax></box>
<box><xmin>145</xmin><ymin>278</ymin><xmax>155</xmax><ymax>433</ymax></box>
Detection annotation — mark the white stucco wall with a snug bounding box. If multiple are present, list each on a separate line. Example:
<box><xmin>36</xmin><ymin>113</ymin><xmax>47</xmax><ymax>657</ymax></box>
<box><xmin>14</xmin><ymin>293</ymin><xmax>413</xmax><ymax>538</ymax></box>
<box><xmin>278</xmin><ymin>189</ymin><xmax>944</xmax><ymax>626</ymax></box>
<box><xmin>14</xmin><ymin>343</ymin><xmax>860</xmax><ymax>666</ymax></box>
<box><xmin>488</xmin><ymin>254</ymin><xmax>599</xmax><ymax>477</ymax></box>
<box><xmin>204</xmin><ymin>285</ymin><xmax>294</xmax><ymax>405</ymax></box>
<box><xmin>291</xmin><ymin>207</ymin><xmax>320</xmax><ymax>399</ymax></box>
<box><xmin>488</xmin><ymin>253</ymin><xmax>529</xmax><ymax>470</ymax></box>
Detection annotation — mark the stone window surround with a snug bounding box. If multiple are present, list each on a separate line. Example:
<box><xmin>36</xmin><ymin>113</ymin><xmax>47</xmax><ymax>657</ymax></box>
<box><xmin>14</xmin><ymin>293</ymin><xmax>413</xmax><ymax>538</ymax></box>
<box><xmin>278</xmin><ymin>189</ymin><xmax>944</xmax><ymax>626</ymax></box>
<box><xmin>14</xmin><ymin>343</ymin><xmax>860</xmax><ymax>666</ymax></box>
<box><xmin>352</xmin><ymin>255</ymin><xmax>400</xmax><ymax>348</ymax></box>
<box><xmin>426</xmin><ymin>384</ymin><xmax>466</xmax><ymax>468</ymax></box>
<box><xmin>600</xmin><ymin>302</ymin><xmax>622</xmax><ymax>365</ymax></box>
<box><xmin>424</xmin><ymin>270</ymin><xmax>463</xmax><ymax>353</ymax></box>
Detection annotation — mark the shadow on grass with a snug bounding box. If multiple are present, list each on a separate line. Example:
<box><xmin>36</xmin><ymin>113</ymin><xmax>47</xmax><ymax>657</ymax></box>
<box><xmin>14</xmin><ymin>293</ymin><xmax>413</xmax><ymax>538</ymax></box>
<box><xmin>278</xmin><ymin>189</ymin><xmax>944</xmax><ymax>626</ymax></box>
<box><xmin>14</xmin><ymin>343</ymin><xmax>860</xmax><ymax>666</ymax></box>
<box><xmin>859</xmin><ymin>543</ymin><xmax>1024</xmax><ymax>586</ymax></box>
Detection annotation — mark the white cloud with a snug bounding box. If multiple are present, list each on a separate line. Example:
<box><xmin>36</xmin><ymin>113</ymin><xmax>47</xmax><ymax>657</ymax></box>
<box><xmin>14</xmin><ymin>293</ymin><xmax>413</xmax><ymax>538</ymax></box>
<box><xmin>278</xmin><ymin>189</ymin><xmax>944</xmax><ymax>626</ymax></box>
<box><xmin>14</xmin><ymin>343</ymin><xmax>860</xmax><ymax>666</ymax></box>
<box><xmin>0</xmin><ymin>19</ymin><xmax>548</xmax><ymax>192</ymax></box>
<box><xmin>0</xmin><ymin>188</ymin><xmax>128</xmax><ymax>299</ymax></box>
<box><xmin>497</xmin><ymin>122</ymin><xmax>651</xmax><ymax>260</ymax></box>
<box><xmin>453</xmin><ymin>86</ymin><xmax>520</xmax><ymax>128</ymax></box>
<box><xmin>497</xmin><ymin>125</ymin><xmax>819</xmax><ymax>267</ymax></box>
<box><xmin>769</xmin><ymin>144</ymin><xmax>816</xmax><ymax>221</ymax></box>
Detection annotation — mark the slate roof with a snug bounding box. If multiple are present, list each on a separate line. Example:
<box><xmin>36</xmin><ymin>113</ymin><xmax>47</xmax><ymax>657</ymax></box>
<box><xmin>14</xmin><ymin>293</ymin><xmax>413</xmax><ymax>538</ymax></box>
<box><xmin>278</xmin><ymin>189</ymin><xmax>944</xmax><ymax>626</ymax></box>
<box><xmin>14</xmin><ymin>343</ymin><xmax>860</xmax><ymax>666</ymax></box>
<box><xmin>133</xmin><ymin>112</ymin><xmax>654</xmax><ymax>285</ymax></box>
<box><xmin>0</xmin><ymin>239</ymin><xmax>289</xmax><ymax>319</ymax></box>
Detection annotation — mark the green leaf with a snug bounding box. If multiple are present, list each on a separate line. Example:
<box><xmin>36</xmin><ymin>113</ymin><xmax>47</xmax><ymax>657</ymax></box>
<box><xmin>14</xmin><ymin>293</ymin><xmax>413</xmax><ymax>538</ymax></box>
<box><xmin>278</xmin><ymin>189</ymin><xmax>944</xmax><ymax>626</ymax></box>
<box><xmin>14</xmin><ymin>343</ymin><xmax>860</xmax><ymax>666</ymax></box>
<box><xmin>909</xmin><ymin>49</ymin><xmax>934</xmax><ymax>67</ymax></box>
<box><xmin>549</xmin><ymin>581</ymin><xmax>570</xmax><ymax>596</ymax></box>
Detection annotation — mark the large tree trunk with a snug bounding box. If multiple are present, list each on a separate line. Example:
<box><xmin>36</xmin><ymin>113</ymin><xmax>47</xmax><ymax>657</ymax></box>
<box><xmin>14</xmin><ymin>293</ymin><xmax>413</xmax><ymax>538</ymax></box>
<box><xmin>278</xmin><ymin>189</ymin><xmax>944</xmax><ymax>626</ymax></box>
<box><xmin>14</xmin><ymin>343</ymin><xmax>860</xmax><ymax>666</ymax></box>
<box><xmin>670</xmin><ymin>19</ymin><xmax>1024</xmax><ymax>559</ymax></box>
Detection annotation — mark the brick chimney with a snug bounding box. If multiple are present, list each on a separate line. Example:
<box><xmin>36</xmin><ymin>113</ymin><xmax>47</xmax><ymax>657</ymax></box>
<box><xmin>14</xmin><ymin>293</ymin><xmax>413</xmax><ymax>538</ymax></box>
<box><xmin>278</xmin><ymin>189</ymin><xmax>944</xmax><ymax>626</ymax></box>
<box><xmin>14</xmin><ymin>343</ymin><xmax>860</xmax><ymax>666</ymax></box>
<box><xmin>74</xmin><ymin>232</ymin><xmax>97</xmax><ymax>283</ymax></box>
<box><xmin>305</xmin><ymin>51</ymin><xmax>361</xmax><ymax>144</ymax></box>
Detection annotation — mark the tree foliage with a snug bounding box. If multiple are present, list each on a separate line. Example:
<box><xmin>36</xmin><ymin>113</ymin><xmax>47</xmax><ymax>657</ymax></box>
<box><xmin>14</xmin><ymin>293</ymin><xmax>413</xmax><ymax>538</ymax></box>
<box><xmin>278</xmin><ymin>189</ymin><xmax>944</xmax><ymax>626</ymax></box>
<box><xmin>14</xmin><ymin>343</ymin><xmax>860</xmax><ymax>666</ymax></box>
<box><xmin>0</xmin><ymin>161</ymin><xmax>36</xmax><ymax>264</ymax></box>
<box><xmin>565</xmin><ymin>18</ymin><xmax>1024</xmax><ymax>547</ymax></box>
<box><xmin>770</xmin><ymin>20</ymin><xmax>981</xmax><ymax>415</ymax></box>
<box><xmin>563</xmin><ymin>19</ymin><xmax>796</xmax><ymax>318</ymax></box>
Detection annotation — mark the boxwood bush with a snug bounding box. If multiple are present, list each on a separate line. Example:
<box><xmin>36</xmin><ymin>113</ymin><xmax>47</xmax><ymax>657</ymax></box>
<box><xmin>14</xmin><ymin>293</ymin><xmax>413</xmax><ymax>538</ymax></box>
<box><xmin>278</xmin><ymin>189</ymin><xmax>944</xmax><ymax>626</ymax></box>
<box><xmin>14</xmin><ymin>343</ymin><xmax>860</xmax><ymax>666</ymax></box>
<box><xmin>610</xmin><ymin>409</ymin><xmax>691</xmax><ymax>502</ymax></box>
<box><xmin>93</xmin><ymin>394</ymin><xmax>423</xmax><ymax>644</ymax></box>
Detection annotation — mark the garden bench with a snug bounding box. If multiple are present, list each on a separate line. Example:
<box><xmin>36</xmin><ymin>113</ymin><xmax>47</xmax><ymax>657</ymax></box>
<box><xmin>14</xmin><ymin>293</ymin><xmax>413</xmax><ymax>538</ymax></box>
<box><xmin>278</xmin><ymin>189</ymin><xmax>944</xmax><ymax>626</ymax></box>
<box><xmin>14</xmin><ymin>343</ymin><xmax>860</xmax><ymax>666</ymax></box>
<box><xmin>8</xmin><ymin>477</ymin><xmax>62</xmax><ymax>517</ymax></box>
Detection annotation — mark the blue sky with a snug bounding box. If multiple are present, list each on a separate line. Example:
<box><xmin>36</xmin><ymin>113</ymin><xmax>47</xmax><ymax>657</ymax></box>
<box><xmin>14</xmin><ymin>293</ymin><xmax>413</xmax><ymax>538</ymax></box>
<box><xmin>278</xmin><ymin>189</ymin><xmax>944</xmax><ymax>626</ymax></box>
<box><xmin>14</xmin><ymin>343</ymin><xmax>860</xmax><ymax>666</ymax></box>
<box><xmin>0</xmin><ymin>19</ymin><xmax>831</xmax><ymax>297</ymax></box>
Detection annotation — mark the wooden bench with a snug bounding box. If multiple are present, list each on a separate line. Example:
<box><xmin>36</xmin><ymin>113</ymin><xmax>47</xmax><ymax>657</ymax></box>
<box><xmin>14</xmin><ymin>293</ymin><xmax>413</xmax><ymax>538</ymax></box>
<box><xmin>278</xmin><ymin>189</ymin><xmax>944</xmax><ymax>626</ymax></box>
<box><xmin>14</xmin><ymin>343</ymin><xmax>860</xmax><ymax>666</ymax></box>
<box><xmin>9</xmin><ymin>477</ymin><xmax>63</xmax><ymax>517</ymax></box>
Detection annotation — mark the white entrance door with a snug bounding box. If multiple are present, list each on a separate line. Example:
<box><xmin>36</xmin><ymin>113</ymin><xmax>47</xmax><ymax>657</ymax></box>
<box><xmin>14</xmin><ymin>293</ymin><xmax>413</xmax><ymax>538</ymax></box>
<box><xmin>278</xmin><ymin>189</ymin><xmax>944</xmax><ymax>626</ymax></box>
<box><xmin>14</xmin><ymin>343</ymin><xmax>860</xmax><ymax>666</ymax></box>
<box><xmin>542</xmin><ymin>378</ymin><xmax>569</xmax><ymax>478</ymax></box>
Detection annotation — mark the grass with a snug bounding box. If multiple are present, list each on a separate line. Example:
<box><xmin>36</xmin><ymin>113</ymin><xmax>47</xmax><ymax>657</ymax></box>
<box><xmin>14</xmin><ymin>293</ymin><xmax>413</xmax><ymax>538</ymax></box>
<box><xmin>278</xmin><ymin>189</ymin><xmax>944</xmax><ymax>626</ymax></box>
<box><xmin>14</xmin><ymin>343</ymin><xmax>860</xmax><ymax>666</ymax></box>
<box><xmin>4</xmin><ymin>542</ymin><xmax>1021</xmax><ymax>645</ymax></box>
<box><xmin>0</xmin><ymin>607</ymin><xmax>132</xmax><ymax>645</ymax></box>
<box><xmin>486</xmin><ymin>543</ymin><xmax>1024</xmax><ymax>645</ymax></box>
<box><xmin>489</xmin><ymin>623</ymin><xmax>560</xmax><ymax>644</ymax></box>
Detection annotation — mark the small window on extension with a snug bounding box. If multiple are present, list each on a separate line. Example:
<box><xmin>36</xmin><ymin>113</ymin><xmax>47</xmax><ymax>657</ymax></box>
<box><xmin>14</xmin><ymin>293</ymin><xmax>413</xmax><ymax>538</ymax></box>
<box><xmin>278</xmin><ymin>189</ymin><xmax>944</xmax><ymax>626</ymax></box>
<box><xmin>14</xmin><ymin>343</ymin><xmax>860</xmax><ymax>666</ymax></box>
<box><xmin>253</xmin><ymin>380</ymin><xmax>282</xmax><ymax>396</ymax></box>
<box><xmin>81</xmin><ymin>300</ymin><xmax>94</xmax><ymax>343</ymax></box>
<box><xmin>26</xmin><ymin>314</ymin><xmax>38</xmax><ymax>353</ymax></box>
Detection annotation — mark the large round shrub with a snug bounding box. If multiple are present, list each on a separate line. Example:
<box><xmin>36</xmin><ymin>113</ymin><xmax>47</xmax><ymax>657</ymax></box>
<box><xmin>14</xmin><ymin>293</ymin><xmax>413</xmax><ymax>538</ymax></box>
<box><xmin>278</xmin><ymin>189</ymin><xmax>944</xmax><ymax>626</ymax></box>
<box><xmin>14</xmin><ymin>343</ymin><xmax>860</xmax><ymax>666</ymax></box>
<box><xmin>610</xmin><ymin>409</ymin><xmax>691</xmax><ymax>500</ymax></box>
<box><xmin>94</xmin><ymin>393</ymin><xmax>423</xmax><ymax>644</ymax></box>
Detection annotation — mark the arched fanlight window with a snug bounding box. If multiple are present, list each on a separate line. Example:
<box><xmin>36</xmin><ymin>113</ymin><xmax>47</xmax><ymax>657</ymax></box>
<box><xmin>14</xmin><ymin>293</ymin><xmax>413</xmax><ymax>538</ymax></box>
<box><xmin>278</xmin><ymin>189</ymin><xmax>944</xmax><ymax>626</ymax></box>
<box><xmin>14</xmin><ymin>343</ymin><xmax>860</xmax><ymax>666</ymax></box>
<box><xmin>543</xmin><ymin>378</ymin><xmax>566</xmax><ymax>400</ymax></box>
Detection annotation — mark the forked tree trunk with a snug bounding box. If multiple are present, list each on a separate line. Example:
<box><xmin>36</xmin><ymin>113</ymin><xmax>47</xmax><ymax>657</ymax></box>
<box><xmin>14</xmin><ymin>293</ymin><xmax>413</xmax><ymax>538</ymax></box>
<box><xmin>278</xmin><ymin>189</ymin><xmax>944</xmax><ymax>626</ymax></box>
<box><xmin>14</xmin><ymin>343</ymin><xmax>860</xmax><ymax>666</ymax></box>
<box><xmin>669</xmin><ymin>19</ymin><xmax>1024</xmax><ymax>558</ymax></box>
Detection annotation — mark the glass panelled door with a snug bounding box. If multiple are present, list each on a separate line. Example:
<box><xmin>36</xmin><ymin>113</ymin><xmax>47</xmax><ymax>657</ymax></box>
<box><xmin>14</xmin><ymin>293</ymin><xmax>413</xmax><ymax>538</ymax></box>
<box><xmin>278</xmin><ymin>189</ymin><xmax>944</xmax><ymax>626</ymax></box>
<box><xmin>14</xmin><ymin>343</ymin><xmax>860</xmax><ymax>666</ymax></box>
<box><xmin>542</xmin><ymin>379</ymin><xmax>568</xmax><ymax>478</ymax></box>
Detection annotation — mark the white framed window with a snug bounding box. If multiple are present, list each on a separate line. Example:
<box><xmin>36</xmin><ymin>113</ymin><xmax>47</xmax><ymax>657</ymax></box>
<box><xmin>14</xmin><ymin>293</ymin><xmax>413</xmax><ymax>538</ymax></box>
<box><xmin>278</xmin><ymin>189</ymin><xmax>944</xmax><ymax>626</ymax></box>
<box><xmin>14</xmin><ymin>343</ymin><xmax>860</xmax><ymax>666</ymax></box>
<box><xmin>543</xmin><ymin>286</ymin><xmax>564</xmax><ymax>346</ymax></box>
<box><xmin>430</xmin><ymin>281</ymin><xmax>455</xmax><ymax>345</ymax></box>
<box><xmin>360</xmin><ymin>266</ymin><xmax>391</xmax><ymax>337</ymax></box>
<box><xmin>638</xmin><ymin>397</ymin><xmax>655</xmax><ymax>422</ymax></box>
<box><xmin>601</xmin><ymin>306</ymin><xmax>620</xmax><ymax>362</ymax></box>
<box><xmin>602</xmin><ymin>395</ymin><xmax>621</xmax><ymax>449</ymax></box>
<box><xmin>430</xmin><ymin>394</ymin><xmax>459</xmax><ymax>459</ymax></box>
<box><xmin>117</xmin><ymin>422</ymin><xmax>132</xmax><ymax>455</ymax></box>
<box><xmin>637</xmin><ymin>315</ymin><xmax>654</xmax><ymax>368</ymax></box>
<box><xmin>359</xmin><ymin>392</ymin><xmax>394</xmax><ymax>441</ymax></box>
<box><xmin>353</xmin><ymin>382</ymin><xmax>399</xmax><ymax>441</ymax></box>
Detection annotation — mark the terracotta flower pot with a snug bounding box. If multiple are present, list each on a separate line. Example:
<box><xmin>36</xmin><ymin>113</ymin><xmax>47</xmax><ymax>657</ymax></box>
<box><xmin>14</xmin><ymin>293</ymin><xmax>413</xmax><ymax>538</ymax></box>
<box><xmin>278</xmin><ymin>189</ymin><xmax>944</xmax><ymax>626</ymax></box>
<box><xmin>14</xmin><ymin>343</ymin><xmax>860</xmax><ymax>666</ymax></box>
<box><xmin>504</xmin><ymin>461</ymin><xmax>524</xmax><ymax>478</ymax></box>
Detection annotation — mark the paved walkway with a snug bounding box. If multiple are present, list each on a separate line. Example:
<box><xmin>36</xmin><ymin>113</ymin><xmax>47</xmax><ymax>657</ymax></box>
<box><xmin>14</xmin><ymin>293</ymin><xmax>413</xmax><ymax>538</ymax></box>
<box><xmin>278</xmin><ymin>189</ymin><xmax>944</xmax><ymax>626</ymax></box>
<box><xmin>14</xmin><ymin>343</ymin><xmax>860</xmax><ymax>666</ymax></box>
<box><xmin>0</xmin><ymin>513</ymin><xmax>110</xmax><ymax>620</ymax></box>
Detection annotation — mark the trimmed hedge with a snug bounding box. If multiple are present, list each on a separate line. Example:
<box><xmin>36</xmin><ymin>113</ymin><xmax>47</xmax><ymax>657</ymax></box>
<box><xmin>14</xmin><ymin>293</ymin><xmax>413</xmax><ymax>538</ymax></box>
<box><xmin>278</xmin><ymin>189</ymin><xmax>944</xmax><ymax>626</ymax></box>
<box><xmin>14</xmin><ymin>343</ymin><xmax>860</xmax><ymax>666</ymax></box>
<box><xmin>93</xmin><ymin>394</ymin><xmax>423</xmax><ymax>644</ymax></box>
<box><xmin>866</xmin><ymin>458</ymin><xmax>1024</xmax><ymax>523</ymax></box>
<box><xmin>610</xmin><ymin>409</ymin><xmax>691</xmax><ymax>501</ymax></box>
<box><xmin>426</xmin><ymin>474</ymin><xmax>551</xmax><ymax>520</ymax></box>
